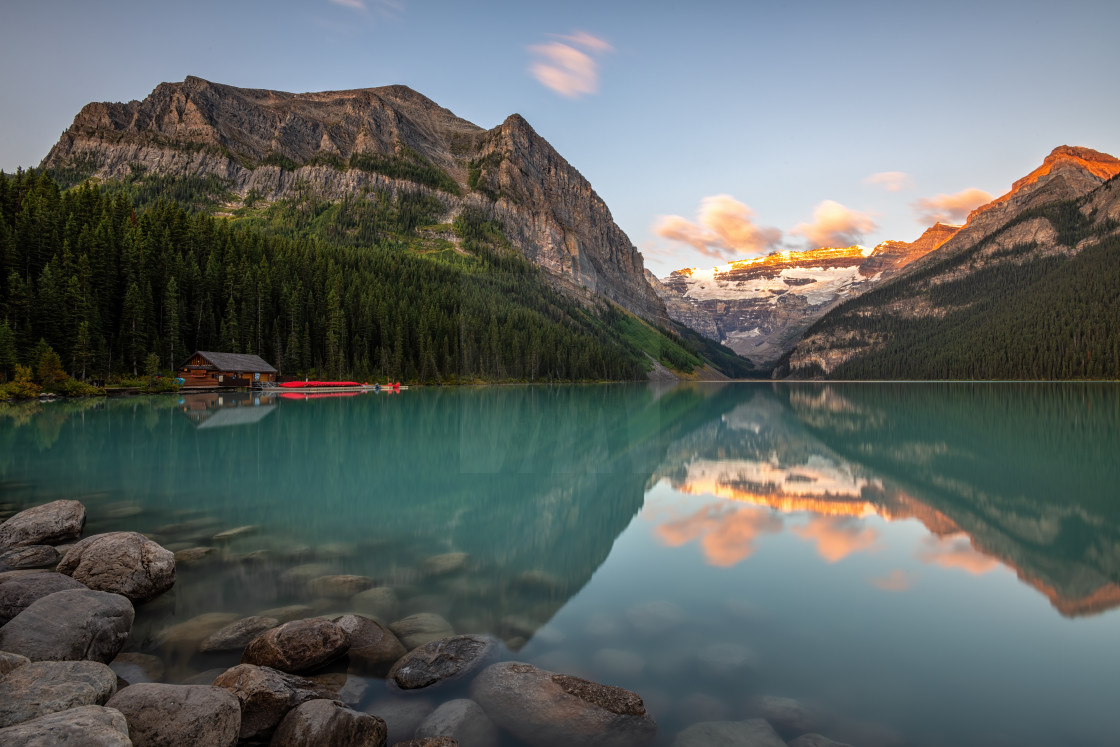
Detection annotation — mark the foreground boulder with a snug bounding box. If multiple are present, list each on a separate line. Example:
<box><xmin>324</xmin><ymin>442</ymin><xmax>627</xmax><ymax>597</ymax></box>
<box><xmin>0</xmin><ymin>500</ymin><xmax>86</xmax><ymax>550</ymax></box>
<box><xmin>241</xmin><ymin>618</ymin><xmax>350</xmax><ymax>674</ymax></box>
<box><xmin>0</xmin><ymin>572</ymin><xmax>87</xmax><ymax>623</ymax></box>
<box><xmin>57</xmin><ymin>531</ymin><xmax>176</xmax><ymax>602</ymax></box>
<box><xmin>0</xmin><ymin>660</ymin><xmax>117</xmax><ymax>727</ymax></box>
<box><xmin>200</xmin><ymin>615</ymin><xmax>280</xmax><ymax>652</ymax></box>
<box><xmin>332</xmin><ymin>614</ymin><xmax>406</xmax><ymax>675</ymax></box>
<box><xmin>0</xmin><ymin>544</ymin><xmax>60</xmax><ymax>570</ymax></box>
<box><xmin>0</xmin><ymin>589</ymin><xmax>133</xmax><ymax>663</ymax></box>
<box><xmin>471</xmin><ymin>662</ymin><xmax>657</xmax><ymax>747</ymax></box>
<box><xmin>271</xmin><ymin>698</ymin><xmax>387</xmax><ymax>746</ymax></box>
<box><xmin>213</xmin><ymin>663</ymin><xmax>337</xmax><ymax>742</ymax></box>
<box><xmin>671</xmin><ymin>719</ymin><xmax>786</xmax><ymax>747</ymax></box>
<box><xmin>388</xmin><ymin>635</ymin><xmax>496</xmax><ymax>691</ymax></box>
<box><xmin>395</xmin><ymin>738</ymin><xmax>459</xmax><ymax>747</ymax></box>
<box><xmin>0</xmin><ymin>651</ymin><xmax>30</xmax><ymax>676</ymax></box>
<box><xmin>415</xmin><ymin>699</ymin><xmax>498</xmax><ymax>745</ymax></box>
<box><xmin>106</xmin><ymin>682</ymin><xmax>241</xmax><ymax>747</ymax></box>
<box><xmin>0</xmin><ymin>705</ymin><xmax>131</xmax><ymax>746</ymax></box>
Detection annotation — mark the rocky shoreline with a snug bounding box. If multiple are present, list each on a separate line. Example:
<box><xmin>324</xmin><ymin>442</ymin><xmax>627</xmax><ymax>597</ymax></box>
<box><xmin>0</xmin><ymin>499</ymin><xmax>855</xmax><ymax>746</ymax></box>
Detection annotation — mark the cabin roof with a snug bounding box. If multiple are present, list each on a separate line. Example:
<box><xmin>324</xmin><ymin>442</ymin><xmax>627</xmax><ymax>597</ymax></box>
<box><xmin>183</xmin><ymin>351</ymin><xmax>278</xmax><ymax>374</ymax></box>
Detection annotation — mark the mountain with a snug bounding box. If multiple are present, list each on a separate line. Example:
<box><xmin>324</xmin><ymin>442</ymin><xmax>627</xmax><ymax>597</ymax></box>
<box><xmin>41</xmin><ymin>76</ymin><xmax>668</xmax><ymax>325</ymax></box>
<box><xmin>777</xmin><ymin>145</ymin><xmax>1120</xmax><ymax>379</ymax></box>
<box><xmin>650</xmin><ymin>223</ymin><xmax>957</xmax><ymax>367</ymax></box>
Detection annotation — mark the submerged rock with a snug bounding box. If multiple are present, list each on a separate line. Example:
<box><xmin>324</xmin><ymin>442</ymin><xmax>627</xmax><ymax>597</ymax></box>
<box><xmin>789</xmin><ymin>735</ymin><xmax>854</xmax><ymax>747</ymax></box>
<box><xmin>671</xmin><ymin>719</ymin><xmax>785</xmax><ymax>747</ymax></box>
<box><xmin>352</xmin><ymin>586</ymin><xmax>400</xmax><ymax>620</ymax></box>
<box><xmin>107</xmin><ymin>682</ymin><xmax>241</xmax><ymax>747</ymax></box>
<box><xmin>200</xmin><ymin>616</ymin><xmax>280</xmax><ymax>653</ymax></box>
<box><xmin>0</xmin><ymin>571</ymin><xmax>88</xmax><ymax>623</ymax></box>
<box><xmin>211</xmin><ymin>525</ymin><xmax>257</xmax><ymax>543</ymax></box>
<box><xmin>212</xmin><ymin>663</ymin><xmax>337</xmax><ymax>742</ymax></box>
<box><xmin>158</xmin><ymin>612</ymin><xmax>241</xmax><ymax>648</ymax></box>
<box><xmin>0</xmin><ymin>660</ymin><xmax>118</xmax><ymax>727</ymax></box>
<box><xmin>309</xmin><ymin>574</ymin><xmax>374</xmax><ymax>599</ymax></box>
<box><xmin>241</xmin><ymin>618</ymin><xmax>350</xmax><ymax>674</ymax></box>
<box><xmin>57</xmin><ymin>531</ymin><xmax>176</xmax><ymax>602</ymax></box>
<box><xmin>332</xmin><ymin>614</ymin><xmax>406</xmax><ymax>675</ymax></box>
<box><xmin>389</xmin><ymin>613</ymin><xmax>454</xmax><ymax>650</ymax></box>
<box><xmin>259</xmin><ymin>604</ymin><xmax>315</xmax><ymax>622</ymax></box>
<box><xmin>0</xmin><ymin>705</ymin><xmax>131</xmax><ymax>746</ymax></box>
<box><xmin>0</xmin><ymin>500</ymin><xmax>86</xmax><ymax>550</ymax></box>
<box><xmin>470</xmin><ymin>661</ymin><xmax>657</xmax><ymax>747</ymax></box>
<box><xmin>422</xmin><ymin>552</ymin><xmax>470</xmax><ymax>576</ymax></box>
<box><xmin>366</xmin><ymin>697</ymin><xmax>436</xmax><ymax>744</ymax></box>
<box><xmin>174</xmin><ymin>546</ymin><xmax>218</xmax><ymax>566</ymax></box>
<box><xmin>109</xmin><ymin>652</ymin><xmax>165</xmax><ymax>685</ymax></box>
<box><xmin>415</xmin><ymin>698</ymin><xmax>498</xmax><ymax>746</ymax></box>
<box><xmin>751</xmin><ymin>695</ymin><xmax>818</xmax><ymax>737</ymax></box>
<box><xmin>388</xmin><ymin>635</ymin><xmax>496</xmax><ymax>691</ymax></box>
<box><xmin>271</xmin><ymin>698</ymin><xmax>387</xmax><ymax>747</ymax></box>
<box><xmin>0</xmin><ymin>589</ymin><xmax>133</xmax><ymax>663</ymax></box>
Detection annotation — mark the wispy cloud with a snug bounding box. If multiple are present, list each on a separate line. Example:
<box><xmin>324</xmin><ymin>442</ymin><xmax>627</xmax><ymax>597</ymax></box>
<box><xmin>327</xmin><ymin>0</ymin><xmax>402</xmax><ymax>15</ymax></box>
<box><xmin>916</xmin><ymin>535</ymin><xmax>998</xmax><ymax>574</ymax></box>
<box><xmin>912</xmin><ymin>187</ymin><xmax>992</xmax><ymax>225</ymax></box>
<box><xmin>529</xmin><ymin>31</ymin><xmax>613</xmax><ymax>98</ymax></box>
<box><xmin>656</xmin><ymin>503</ymin><xmax>783</xmax><ymax>568</ymax></box>
<box><xmin>792</xmin><ymin>515</ymin><xmax>881</xmax><ymax>563</ymax></box>
<box><xmin>790</xmin><ymin>200</ymin><xmax>877</xmax><ymax>249</ymax></box>
<box><xmin>653</xmin><ymin>194</ymin><xmax>783</xmax><ymax>260</ymax></box>
<box><xmin>871</xmin><ymin>569</ymin><xmax>918</xmax><ymax>592</ymax></box>
<box><xmin>863</xmin><ymin>171</ymin><xmax>914</xmax><ymax>192</ymax></box>
<box><xmin>329</xmin><ymin>0</ymin><xmax>366</xmax><ymax>8</ymax></box>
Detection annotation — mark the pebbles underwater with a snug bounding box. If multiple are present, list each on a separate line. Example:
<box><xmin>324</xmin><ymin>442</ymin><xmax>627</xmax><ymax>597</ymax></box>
<box><xmin>0</xmin><ymin>495</ymin><xmax>881</xmax><ymax>746</ymax></box>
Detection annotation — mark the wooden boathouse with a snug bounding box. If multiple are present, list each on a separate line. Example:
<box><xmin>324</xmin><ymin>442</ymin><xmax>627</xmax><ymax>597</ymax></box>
<box><xmin>177</xmin><ymin>351</ymin><xmax>277</xmax><ymax>388</ymax></box>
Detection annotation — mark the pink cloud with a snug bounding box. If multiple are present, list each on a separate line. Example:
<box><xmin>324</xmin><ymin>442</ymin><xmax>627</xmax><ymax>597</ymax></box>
<box><xmin>871</xmin><ymin>569</ymin><xmax>918</xmax><ymax>592</ymax></box>
<box><xmin>912</xmin><ymin>188</ymin><xmax>993</xmax><ymax>225</ymax></box>
<box><xmin>793</xmin><ymin>515</ymin><xmax>881</xmax><ymax>563</ymax></box>
<box><xmin>529</xmin><ymin>31</ymin><xmax>613</xmax><ymax>98</ymax></box>
<box><xmin>653</xmin><ymin>194</ymin><xmax>783</xmax><ymax>260</ymax></box>
<box><xmin>863</xmin><ymin>171</ymin><xmax>914</xmax><ymax>192</ymax></box>
<box><xmin>917</xmin><ymin>535</ymin><xmax>999</xmax><ymax>574</ymax></box>
<box><xmin>656</xmin><ymin>504</ymin><xmax>783</xmax><ymax>567</ymax></box>
<box><xmin>790</xmin><ymin>200</ymin><xmax>878</xmax><ymax>249</ymax></box>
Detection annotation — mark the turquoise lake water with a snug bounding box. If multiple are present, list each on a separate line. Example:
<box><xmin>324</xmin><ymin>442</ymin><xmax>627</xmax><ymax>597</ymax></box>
<box><xmin>1</xmin><ymin>383</ymin><xmax>1119</xmax><ymax>746</ymax></box>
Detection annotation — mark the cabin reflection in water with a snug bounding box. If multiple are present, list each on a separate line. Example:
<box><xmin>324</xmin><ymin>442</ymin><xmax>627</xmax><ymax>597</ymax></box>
<box><xmin>177</xmin><ymin>392</ymin><xmax>278</xmax><ymax>429</ymax></box>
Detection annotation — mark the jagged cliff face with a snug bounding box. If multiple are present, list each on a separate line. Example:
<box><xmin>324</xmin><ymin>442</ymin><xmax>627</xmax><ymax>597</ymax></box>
<box><xmin>41</xmin><ymin>76</ymin><xmax>668</xmax><ymax>324</ymax></box>
<box><xmin>651</xmin><ymin>224</ymin><xmax>957</xmax><ymax>366</ymax></box>
<box><xmin>783</xmin><ymin>145</ymin><xmax>1120</xmax><ymax>376</ymax></box>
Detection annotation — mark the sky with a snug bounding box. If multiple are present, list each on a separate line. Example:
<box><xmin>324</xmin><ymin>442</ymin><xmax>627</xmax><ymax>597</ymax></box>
<box><xmin>3</xmin><ymin>0</ymin><xmax>1119</xmax><ymax>275</ymax></box>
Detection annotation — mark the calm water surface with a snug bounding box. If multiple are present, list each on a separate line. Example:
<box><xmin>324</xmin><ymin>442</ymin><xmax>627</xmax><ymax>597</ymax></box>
<box><xmin>1</xmin><ymin>383</ymin><xmax>1118</xmax><ymax>746</ymax></box>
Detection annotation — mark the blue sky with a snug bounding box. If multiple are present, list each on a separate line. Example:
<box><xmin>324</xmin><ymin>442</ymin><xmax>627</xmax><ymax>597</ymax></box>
<box><xmin>3</xmin><ymin>0</ymin><xmax>1118</xmax><ymax>274</ymax></box>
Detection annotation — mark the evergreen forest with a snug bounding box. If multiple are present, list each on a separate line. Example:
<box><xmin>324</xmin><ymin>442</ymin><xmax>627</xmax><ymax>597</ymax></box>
<box><xmin>0</xmin><ymin>169</ymin><xmax>750</xmax><ymax>387</ymax></box>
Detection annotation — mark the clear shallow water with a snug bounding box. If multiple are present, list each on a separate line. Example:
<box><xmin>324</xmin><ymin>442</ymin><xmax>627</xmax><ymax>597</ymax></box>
<box><xmin>1</xmin><ymin>383</ymin><xmax>1119</xmax><ymax>746</ymax></box>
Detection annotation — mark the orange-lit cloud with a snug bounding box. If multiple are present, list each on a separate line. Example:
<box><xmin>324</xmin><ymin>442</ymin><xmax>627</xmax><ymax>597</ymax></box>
<box><xmin>790</xmin><ymin>200</ymin><xmax>877</xmax><ymax>249</ymax></box>
<box><xmin>529</xmin><ymin>32</ymin><xmax>613</xmax><ymax>98</ymax></box>
<box><xmin>912</xmin><ymin>188</ymin><xmax>992</xmax><ymax>224</ymax></box>
<box><xmin>917</xmin><ymin>535</ymin><xmax>998</xmax><ymax>574</ymax></box>
<box><xmin>653</xmin><ymin>194</ymin><xmax>783</xmax><ymax>260</ymax></box>
<box><xmin>656</xmin><ymin>503</ymin><xmax>783</xmax><ymax>567</ymax></box>
<box><xmin>863</xmin><ymin>171</ymin><xmax>914</xmax><ymax>192</ymax></box>
<box><xmin>793</xmin><ymin>515</ymin><xmax>881</xmax><ymax>562</ymax></box>
<box><xmin>871</xmin><ymin>569</ymin><xmax>918</xmax><ymax>592</ymax></box>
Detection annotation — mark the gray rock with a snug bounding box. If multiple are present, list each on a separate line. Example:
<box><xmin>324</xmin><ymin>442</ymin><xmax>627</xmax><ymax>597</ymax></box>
<box><xmin>352</xmin><ymin>586</ymin><xmax>399</xmax><ymax>620</ymax></box>
<box><xmin>109</xmin><ymin>652</ymin><xmax>165</xmax><ymax>685</ymax></box>
<box><xmin>789</xmin><ymin>735</ymin><xmax>854</xmax><ymax>747</ymax></box>
<box><xmin>212</xmin><ymin>663</ymin><xmax>337</xmax><ymax>742</ymax></box>
<box><xmin>0</xmin><ymin>589</ymin><xmax>134</xmax><ymax>663</ymax></box>
<box><xmin>0</xmin><ymin>569</ymin><xmax>51</xmax><ymax>585</ymax></box>
<box><xmin>332</xmin><ymin>614</ymin><xmax>406</xmax><ymax>675</ymax></box>
<box><xmin>470</xmin><ymin>661</ymin><xmax>657</xmax><ymax>747</ymax></box>
<box><xmin>309</xmin><ymin>574</ymin><xmax>374</xmax><ymax>599</ymax></box>
<box><xmin>0</xmin><ymin>545</ymin><xmax>60</xmax><ymax>570</ymax></box>
<box><xmin>0</xmin><ymin>651</ymin><xmax>30</xmax><ymax>676</ymax></box>
<box><xmin>366</xmin><ymin>697</ymin><xmax>435</xmax><ymax>744</ymax></box>
<box><xmin>200</xmin><ymin>616</ymin><xmax>280</xmax><ymax>652</ymax></box>
<box><xmin>0</xmin><ymin>660</ymin><xmax>118</xmax><ymax>727</ymax></box>
<box><xmin>338</xmin><ymin>674</ymin><xmax>374</xmax><ymax>708</ymax></box>
<box><xmin>415</xmin><ymin>698</ymin><xmax>498</xmax><ymax>746</ymax></box>
<box><xmin>0</xmin><ymin>571</ymin><xmax>87</xmax><ymax>623</ymax></box>
<box><xmin>279</xmin><ymin>563</ymin><xmax>333</xmax><ymax>586</ymax></box>
<box><xmin>0</xmin><ymin>500</ymin><xmax>86</xmax><ymax>550</ymax></box>
<box><xmin>751</xmin><ymin>695</ymin><xmax>817</xmax><ymax>737</ymax></box>
<box><xmin>671</xmin><ymin>719</ymin><xmax>785</xmax><ymax>747</ymax></box>
<box><xmin>388</xmin><ymin>635</ymin><xmax>496</xmax><ymax>691</ymax></box>
<box><xmin>241</xmin><ymin>618</ymin><xmax>350</xmax><ymax>674</ymax></box>
<box><xmin>57</xmin><ymin>532</ymin><xmax>176</xmax><ymax>602</ymax></box>
<box><xmin>394</xmin><ymin>738</ymin><xmax>458</xmax><ymax>747</ymax></box>
<box><xmin>107</xmin><ymin>682</ymin><xmax>241</xmax><ymax>747</ymax></box>
<box><xmin>271</xmin><ymin>698</ymin><xmax>387</xmax><ymax>747</ymax></box>
<box><xmin>259</xmin><ymin>604</ymin><xmax>315</xmax><ymax>623</ymax></box>
<box><xmin>173</xmin><ymin>546</ymin><xmax>217</xmax><ymax>566</ymax></box>
<box><xmin>422</xmin><ymin>552</ymin><xmax>469</xmax><ymax>576</ymax></box>
<box><xmin>0</xmin><ymin>705</ymin><xmax>131</xmax><ymax>746</ymax></box>
<box><xmin>157</xmin><ymin>612</ymin><xmax>241</xmax><ymax>648</ymax></box>
<box><xmin>212</xmin><ymin>525</ymin><xmax>257</xmax><ymax>543</ymax></box>
<box><xmin>388</xmin><ymin>613</ymin><xmax>454</xmax><ymax>650</ymax></box>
